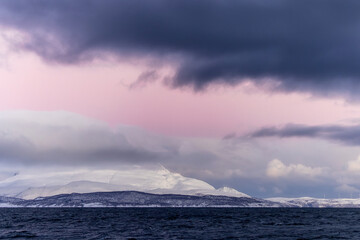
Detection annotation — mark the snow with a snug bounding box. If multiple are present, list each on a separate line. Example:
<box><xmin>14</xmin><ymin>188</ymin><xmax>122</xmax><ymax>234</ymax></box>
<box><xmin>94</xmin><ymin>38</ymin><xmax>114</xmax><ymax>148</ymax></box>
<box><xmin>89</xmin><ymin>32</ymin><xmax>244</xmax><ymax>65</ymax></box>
<box><xmin>0</xmin><ymin>203</ymin><xmax>19</xmax><ymax>207</ymax></box>
<box><xmin>267</xmin><ymin>197</ymin><xmax>360</xmax><ymax>207</ymax></box>
<box><xmin>83</xmin><ymin>203</ymin><xmax>108</xmax><ymax>207</ymax></box>
<box><xmin>216</xmin><ymin>187</ymin><xmax>250</xmax><ymax>198</ymax></box>
<box><xmin>0</xmin><ymin>166</ymin><xmax>250</xmax><ymax>200</ymax></box>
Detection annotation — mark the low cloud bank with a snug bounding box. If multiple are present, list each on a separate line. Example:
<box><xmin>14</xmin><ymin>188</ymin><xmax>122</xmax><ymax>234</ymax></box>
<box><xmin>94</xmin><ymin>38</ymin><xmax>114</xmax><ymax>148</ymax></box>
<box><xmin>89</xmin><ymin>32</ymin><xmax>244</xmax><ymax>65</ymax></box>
<box><xmin>0</xmin><ymin>111</ymin><xmax>359</xmax><ymax>198</ymax></box>
<box><xmin>266</xmin><ymin>159</ymin><xmax>324</xmax><ymax>178</ymax></box>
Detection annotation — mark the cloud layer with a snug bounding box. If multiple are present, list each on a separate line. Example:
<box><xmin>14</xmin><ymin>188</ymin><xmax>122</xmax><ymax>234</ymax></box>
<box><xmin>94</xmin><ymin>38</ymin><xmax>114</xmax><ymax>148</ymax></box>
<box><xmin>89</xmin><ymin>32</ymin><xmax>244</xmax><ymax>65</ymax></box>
<box><xmin>0</xmin><ymin>111</ymin><xmax>359</xmax><ymax>198</ymax></box>
<box><xmin>266</xmin><ymin>159</ymin><xmax>323</xmax><ymax>178</ymax></box>
<box><xmin>0</xmin><ymin>111</ymin><xmax>173</xmax><ymax>166</ymax></box>
<box><xmin>250</xmin><ymin>123</ymin><xmax>360</xmax><ymax>146</ymax></box>
<box><xmin>1</xmin><ymin>0</ymin><xmax>360</xmax><ymax>97</ymax></box>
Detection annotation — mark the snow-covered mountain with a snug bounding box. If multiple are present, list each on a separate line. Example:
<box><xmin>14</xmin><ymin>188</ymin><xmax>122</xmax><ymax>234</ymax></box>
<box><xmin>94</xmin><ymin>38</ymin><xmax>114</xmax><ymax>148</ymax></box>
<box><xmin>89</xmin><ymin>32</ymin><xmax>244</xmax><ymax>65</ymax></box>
<box><xmin>3</xmin><ymin>191</ymin><xmax>360</xmax><ymax>208</ymax></box>
<box><xmin>0</xmin><ymin>191</ymin><xmax>277</xmax><ymax>208</ymax></box>
<box><xmin>267</xmin><ymin>197</ymin><xmax>360</xmax><ymax>208</ymax></box>
<box><xmin>3</xmin><ymin>164</ymin><xmax>360</xmax><ymax>208</ymax></box>
<box><xmin>0</xmin><ymin>166</ymin><xmax>249</xmax><ymax>200</ymax></box>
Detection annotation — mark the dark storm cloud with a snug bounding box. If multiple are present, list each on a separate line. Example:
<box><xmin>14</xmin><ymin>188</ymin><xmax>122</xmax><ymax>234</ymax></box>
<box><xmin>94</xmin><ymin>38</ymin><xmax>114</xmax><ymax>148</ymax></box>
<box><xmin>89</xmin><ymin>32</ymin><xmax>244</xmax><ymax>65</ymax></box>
<box><xmin>250</xmin><ymin>124</ymin><xmax>360</xmax><ymax>146</ymax></box>
<box><xmin>1</xmin><ymin>0</ymin><xmax>360</xmax><ymax>96</ymax></box>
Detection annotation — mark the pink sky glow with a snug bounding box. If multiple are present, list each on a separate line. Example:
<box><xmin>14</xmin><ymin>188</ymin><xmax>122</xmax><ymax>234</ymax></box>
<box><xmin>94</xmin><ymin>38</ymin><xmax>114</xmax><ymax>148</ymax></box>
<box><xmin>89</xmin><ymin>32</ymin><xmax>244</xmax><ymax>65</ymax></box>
<box><xmin>1</xmin><ymin>50</ymin><xmax>360</xmax><ymax>138</ymax></box>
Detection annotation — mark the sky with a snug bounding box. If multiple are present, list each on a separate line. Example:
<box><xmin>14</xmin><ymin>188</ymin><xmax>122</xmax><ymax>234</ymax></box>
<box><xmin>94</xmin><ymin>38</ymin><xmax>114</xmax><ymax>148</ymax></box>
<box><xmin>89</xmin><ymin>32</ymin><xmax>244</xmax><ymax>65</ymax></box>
<box><xmin>2</xmin><ymin>0</ymin><xmax>360</xmax><ymax>198</ymax></box>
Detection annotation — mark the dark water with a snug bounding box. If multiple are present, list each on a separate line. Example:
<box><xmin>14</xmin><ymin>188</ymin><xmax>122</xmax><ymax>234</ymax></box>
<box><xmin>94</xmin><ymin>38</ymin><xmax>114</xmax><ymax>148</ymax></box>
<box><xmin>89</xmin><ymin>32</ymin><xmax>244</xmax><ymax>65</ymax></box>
<box><xmin>0</xmin><ymin>208</ymin><xmax>359</xmax><ymax>239</ymax></box>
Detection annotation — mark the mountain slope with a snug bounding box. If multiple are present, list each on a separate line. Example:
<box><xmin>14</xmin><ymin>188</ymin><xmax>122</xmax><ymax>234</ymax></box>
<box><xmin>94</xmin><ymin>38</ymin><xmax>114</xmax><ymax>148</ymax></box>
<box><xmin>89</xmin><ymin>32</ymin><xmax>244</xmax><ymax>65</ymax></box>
<box><xmin>0</xmin><ymin>191</ymin><xmax>280</xmax><ymax>208</ymax></box>
<box><xmin>267</xmin><ymin>197</ymin><xmax>360</xmax><ymax>208</ymax></box>
<box><xmin>0</xmin><ymin>167</ymin><xmax>250</xmax><ymax>200</ymax></box>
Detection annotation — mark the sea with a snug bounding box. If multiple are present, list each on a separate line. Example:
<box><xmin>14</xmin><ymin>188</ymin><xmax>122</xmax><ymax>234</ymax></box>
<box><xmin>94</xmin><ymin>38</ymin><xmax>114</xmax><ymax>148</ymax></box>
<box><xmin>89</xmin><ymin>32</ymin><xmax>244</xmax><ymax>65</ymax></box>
<box><xmin>0</xmin><ymin>208</ymin><xmax>358</xmax><ymax>239</ymax></box>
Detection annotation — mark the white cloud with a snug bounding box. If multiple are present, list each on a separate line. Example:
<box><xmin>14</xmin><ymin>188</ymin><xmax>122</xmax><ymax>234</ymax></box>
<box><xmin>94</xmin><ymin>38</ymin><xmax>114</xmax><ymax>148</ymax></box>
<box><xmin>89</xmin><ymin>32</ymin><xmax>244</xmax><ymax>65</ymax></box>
<box><xmin>0</xmin><ymin>110</ymin><xmax>177</xmax><ymax>166</ymax></box>
<box><xmin>335</xmin><ymin>184</ymin><xmax>359</xmax><ymax>194</ymax></box>
<box><xmin>266</xmin><ymin>159</ymin><xmax>323</xmax><ymax>178</ymax></box>
<box><xmin>347</xmin><ymin>155</ymin><xmax>360</xmax><ymax>172</ymax></box>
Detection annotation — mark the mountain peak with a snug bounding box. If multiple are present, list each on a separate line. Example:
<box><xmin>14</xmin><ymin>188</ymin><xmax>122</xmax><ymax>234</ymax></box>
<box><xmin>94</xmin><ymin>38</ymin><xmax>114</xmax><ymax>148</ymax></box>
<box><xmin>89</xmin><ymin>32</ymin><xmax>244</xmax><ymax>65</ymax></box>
<box><xmin>216</xmin><ymin>187</ymin><xmax>250</xmax><ymax>198</ymax></box>
<box><xmin>0</xmin><ymin>166</ymin><xmax>250</xmax><ymax>200</ymax></box>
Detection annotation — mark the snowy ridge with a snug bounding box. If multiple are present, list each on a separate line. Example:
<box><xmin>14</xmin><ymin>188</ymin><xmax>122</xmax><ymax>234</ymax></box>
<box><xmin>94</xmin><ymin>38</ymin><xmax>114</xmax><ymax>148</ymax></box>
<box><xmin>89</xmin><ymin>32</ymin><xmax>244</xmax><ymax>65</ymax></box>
<box><xmin>267</xmin><ymin>197</ymin><xmax>360</xmax><ymax>207</ymax></box>
<box><xmin>0</xmin><ymin>191</ymin><xmax>279</xmax><ymax>208</ymax></box>
<box><xmin>0</xmin><ymin>166</ymin><xmax>250</xmax><ymax>200</ymax></box>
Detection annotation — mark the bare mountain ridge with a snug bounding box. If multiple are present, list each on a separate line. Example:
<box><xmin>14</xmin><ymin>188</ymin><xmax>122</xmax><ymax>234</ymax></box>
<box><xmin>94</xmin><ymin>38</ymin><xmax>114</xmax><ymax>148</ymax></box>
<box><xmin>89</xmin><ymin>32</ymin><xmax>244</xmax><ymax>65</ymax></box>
<box><xmin>0</xmin><ymin>191</ymin><xmax>280</xmax><ymax>208</ymax></box>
